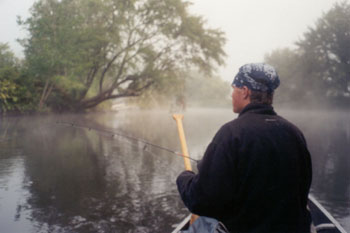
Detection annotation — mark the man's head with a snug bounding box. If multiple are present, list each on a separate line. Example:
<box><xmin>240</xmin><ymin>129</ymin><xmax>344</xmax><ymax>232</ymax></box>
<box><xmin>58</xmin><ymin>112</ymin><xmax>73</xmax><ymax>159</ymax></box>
<box><xmin>231</xmin><ymin>63</ymin><xmax>280</xmax><ymax>113</ymax></box>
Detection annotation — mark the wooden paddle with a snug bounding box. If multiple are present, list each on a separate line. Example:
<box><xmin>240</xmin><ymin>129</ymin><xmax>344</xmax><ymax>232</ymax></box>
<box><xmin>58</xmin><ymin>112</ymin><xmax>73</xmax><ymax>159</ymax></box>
<box><xmin>173</xmin><ymin>114</ymin><xmax>199</xmax><ymax>224</ymax></box>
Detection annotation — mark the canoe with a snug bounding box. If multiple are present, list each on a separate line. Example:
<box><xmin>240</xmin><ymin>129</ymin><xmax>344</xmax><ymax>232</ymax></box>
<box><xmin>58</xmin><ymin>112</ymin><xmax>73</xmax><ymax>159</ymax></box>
<box><xmin>308</xmin><ymin>195</ymin><xmax>347</xmax><ymax>233</ymax></box>
<box><xmin>172</xmin><ymin>195</ymin><xmax>347</xmax><ymax>233</ymax></box>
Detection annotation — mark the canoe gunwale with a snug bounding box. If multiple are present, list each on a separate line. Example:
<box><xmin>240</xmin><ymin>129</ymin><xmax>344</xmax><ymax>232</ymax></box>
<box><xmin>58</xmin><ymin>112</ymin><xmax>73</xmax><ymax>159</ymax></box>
<box><xmin>171</xmin><ymin>195</ymin><xmax>347</xmax><ymax>233</ymax></box>
<box><xmin>308</xmin><ymin>195</ymin><xmax>347</xmax><ymax>233</ymax></box>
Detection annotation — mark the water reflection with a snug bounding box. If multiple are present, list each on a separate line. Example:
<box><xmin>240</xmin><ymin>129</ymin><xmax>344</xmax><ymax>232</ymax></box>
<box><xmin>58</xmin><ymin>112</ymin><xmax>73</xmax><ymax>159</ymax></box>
<box><xmin>0</xmin><ymin>109</ymin><xmax>349</xmax><ymax>232</ymax></box>
<box><xmin>280</xmin><ymin>110</ymin><xmax>350</xmax><ymax>229</ymax></box>
<box><xmin>0</xmin><ymin>114</ymin><xmax>191</xmax><ymax>232</ymax></box>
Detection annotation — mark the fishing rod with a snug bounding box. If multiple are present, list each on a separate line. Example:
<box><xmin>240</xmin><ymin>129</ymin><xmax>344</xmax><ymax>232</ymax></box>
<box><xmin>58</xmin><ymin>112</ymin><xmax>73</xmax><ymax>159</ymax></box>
<box><xmin>56</xmin><ymin>121</ymin><xmax>199</xmax><ymax>163</ymax></box>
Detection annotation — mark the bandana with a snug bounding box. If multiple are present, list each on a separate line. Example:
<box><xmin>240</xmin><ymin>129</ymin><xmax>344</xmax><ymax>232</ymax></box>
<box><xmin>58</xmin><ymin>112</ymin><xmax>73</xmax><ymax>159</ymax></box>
<box><xmin>232</xmin><ymin>63</ymin><xmax>280</xmax><ymax>93</ymax></box>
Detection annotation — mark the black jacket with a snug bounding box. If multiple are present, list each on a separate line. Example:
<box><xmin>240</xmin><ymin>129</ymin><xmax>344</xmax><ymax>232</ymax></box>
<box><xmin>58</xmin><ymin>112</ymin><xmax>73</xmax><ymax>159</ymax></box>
<box><xmin>176</xmin><ymin>103</ymin><xmax>312</xmax><ymax>233</ymax></box>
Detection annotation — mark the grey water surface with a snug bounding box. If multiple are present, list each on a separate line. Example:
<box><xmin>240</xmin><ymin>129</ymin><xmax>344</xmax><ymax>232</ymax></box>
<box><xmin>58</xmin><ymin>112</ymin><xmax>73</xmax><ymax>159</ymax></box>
<box><xmin>0</xmin><ymin>108</ymin><xmax>349</xmax><ymax>232</ymax></box>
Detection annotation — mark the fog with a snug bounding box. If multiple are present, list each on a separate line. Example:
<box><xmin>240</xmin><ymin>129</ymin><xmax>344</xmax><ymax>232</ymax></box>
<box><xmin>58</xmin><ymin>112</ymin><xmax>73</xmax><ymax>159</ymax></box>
<box><xmin>1</xmin><ymin>109</ymin><xmax>350</xmax><ymax>232</ymax></box>
<box><xmin>0</xmin><ymin>0</ymin><xmax>343</xmax><ymax>81</ymax></box>
<box><xmin>0</xmin><ymin>0</ymin><xmax>349</xmax><ymax>231</ymax></box>
<box><xmin>188</xmin><ymin>0</ymin><xmax>343</xmax><ymax>81</ymax></box>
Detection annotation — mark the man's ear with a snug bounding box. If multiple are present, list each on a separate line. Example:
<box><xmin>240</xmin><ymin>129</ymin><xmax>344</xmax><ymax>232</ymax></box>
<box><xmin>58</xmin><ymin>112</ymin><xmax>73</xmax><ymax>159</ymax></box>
<box><xmin>242</xmin><ymin>86</ymin><xmax>251</xmax><ymax>100</ymax></box>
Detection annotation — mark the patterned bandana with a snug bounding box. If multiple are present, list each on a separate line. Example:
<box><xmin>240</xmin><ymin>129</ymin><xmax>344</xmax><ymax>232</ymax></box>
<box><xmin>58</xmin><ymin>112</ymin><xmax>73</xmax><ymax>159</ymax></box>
<box><xmin>232</xmin><ymin>63</ymin><xmax>280</xmax><ymax>93</ymax></box>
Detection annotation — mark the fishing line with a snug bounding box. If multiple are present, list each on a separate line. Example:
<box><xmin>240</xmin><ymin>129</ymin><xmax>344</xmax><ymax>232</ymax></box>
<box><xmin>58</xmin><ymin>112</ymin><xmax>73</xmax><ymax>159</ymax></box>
<box><xmin>114</xmin><ymin>137</ymin><xmax>181</xmax><ymax>178</ymax></box>
<box><xmin>56</xmin><ymin>121</ymin><xmax>199</xmax><ymax>163</ymax></box>
<box><xmin>108</xmin><ymin>131</ymin><xmax>181</xmax><ymax>173</ymax></box>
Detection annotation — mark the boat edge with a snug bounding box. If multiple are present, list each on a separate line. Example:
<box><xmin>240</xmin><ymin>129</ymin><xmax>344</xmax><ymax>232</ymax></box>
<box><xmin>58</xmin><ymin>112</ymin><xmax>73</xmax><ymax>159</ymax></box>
<box><xmin>308</xmin><ymin>194</ymin><xmax>347</xmax><ymax>233</ymax></box>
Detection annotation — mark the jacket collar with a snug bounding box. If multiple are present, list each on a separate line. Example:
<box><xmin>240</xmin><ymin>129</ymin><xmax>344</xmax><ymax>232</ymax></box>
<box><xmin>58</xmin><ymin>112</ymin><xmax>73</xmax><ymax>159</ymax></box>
<box><xmin>238</xmin><ymin>103</ymin><xmax>276</xmax><ymax>117</ymax></box>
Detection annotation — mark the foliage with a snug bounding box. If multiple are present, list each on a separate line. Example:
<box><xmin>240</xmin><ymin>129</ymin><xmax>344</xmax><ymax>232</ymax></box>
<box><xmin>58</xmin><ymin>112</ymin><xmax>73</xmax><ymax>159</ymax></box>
<box><xmin>0</xmin><ymin>44</ymin><xmax>24</xmax><ymax>113</ymax></box>
<box><xmin>0</xmin><ymin>43</ymin><xmax>40</xmax><ymax>114</ymax></box>
<box><xmin>265</xmin><ymin>1</ymin><xmax>350</xmax><ymax>108</ymax></box>
<box><xmin>0</xmin><ymin>79</ymin><xmax>18</xmax><ymax>111</ymax></box>
<box><xmin>264</xmin><ymin>49</ymin><xmax>308</xmax><ymax>106</ymax></box>
<box><xmin>298</xmin><ymin>1</ymin><xmax>350</xmax><ymax>105</ymax></box>
<box><xmin>10</xmin><ymin>0</ymin><xmax>350</xmax><ymax>112</ymax></box>
<box><xmin>18</xmin><ymin>0</ymin><xmax>226</xmax><ymax>112</ymax></box>
<box><xmin>134</xmin><ymin>70</ymin><xmax>231</xmax><ymax>109</ymax></box>
<box><xmin>184</xmin><ymin>72</ymin><xmax>231</xmax><ymax>108</ymax></box>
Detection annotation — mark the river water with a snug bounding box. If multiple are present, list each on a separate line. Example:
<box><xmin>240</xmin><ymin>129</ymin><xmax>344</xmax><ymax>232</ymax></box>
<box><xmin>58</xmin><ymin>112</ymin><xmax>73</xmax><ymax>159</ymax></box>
<box><xmin>0</xmin><ymin>108</ymin><xmax>349</xmax><ymax>232</ymax></box>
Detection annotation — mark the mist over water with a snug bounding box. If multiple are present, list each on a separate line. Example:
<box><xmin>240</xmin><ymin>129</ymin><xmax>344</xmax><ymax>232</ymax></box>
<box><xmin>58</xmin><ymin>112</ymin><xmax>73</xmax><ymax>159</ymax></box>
<box><xmin>279</xmin><ymin>108</ymin><xmax>350</xmax><ymax>230</ymax></box>
<box><xmin>0</xmin><ymin>108</ymin><xmax>349</xmax><ymax>232</ymax></box>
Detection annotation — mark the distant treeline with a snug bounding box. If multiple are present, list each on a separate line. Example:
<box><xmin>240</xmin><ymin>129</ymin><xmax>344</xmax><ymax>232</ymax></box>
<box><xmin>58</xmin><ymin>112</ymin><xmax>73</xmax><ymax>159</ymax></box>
<box><xmin>265</xmin><ymin>1</ymin><xmax>350</xmax><ymax>109</ymax></box>
<box><xmin>133</xmin><ymin>71</ymin><xmax>232</xmax><ymax>109</ymax></box>
<box><xmin>1</xmin><ymin>0</ymin><xmax>350</xmax><ymax>114</ymax></box>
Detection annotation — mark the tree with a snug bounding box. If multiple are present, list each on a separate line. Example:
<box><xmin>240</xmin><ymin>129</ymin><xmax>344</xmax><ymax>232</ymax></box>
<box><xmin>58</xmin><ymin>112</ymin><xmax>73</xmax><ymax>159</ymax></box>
<box><xmin>297</xmin><ymin>1</ymin><xmax>350</xmax><ymax>105</ymax></box>
<box><xmin>133</xmin><ymin>71</ymin><xmax>231</xmax><ymax>109</ymax></box>
<box><xmin>0</xmin><ymin>43</ymin><xmax>18</xmax><ymax>68</ymax></box>
<box><xmin>0</xmin><ymin>43</ymin><xmax>22</xmax><ymax>113</ymax></box>
<box><xmin>19</xmin><ymin>0</ymin><xmax>226</xmax><ymax>112</ymax></box>
<box><xmin>264</xmin><ymin>48</ymin><xmax>314</xmax><ymax>107</ymax></box>
<box><xmin>265</xmin><ymin>1</ymin><xmax>350</xmax><ymax>108</ymax></box>
<box><xmin>184</xmin><ymin>72</ymin><xmax>231</xmax><ymax>108</ymax></box>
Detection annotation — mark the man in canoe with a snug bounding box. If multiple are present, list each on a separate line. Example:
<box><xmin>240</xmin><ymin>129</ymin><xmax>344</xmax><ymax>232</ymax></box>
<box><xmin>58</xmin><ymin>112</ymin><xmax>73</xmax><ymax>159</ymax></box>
<box><xmin>176</xmin><ymin>63</ymin><xmax>312</xmax><ymax>232</ymax></box>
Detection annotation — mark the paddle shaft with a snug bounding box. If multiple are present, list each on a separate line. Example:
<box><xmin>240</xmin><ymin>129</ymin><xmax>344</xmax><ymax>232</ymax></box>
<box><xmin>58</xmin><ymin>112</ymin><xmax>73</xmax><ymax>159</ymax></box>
<box><xmin>173</xmin><ymin>114</ymin><xmax>199</xmax><ymax>224</ymax></box>
<box><xmin>172</xmin><ymin>114</ymin><xmax>192</xmax><ymax>171</ymax></box>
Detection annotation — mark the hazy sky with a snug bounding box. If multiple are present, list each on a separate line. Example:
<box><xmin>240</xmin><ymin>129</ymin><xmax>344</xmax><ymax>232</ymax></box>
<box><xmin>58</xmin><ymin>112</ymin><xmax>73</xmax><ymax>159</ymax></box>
<box><xmin>0</xmin><ymin>0</ymin><xmax>342</xmax><ymax>81</ymax></box>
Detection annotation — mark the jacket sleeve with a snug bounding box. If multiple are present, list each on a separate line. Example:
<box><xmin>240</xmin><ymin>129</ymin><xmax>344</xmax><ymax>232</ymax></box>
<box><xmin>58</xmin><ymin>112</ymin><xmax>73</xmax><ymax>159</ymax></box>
<box><xmin>176</xmin><ymin>124</ymin><xmax>237</xmax><ymax>217</ymax></box>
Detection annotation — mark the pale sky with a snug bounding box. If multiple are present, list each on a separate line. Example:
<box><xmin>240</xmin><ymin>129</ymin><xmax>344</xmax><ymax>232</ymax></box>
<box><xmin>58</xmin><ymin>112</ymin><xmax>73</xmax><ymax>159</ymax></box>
<box><xmin>0</xmin><ymin>0</ymin><xmax>342</xmax><ymax>81</ymax></box>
